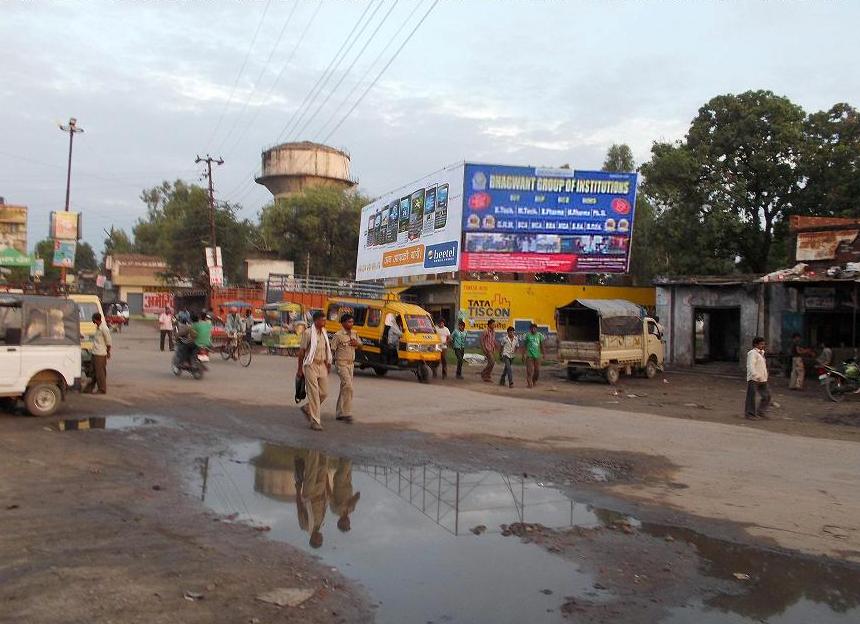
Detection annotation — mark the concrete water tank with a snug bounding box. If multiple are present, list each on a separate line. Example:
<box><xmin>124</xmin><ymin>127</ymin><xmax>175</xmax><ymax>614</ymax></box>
<box><xmin>255</xmin><ymin>141</ymin><xmax>357</xmax><ymax>200</ymax></box>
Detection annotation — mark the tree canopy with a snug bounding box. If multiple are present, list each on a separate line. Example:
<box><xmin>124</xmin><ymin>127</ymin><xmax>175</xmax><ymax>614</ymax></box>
<box><xmin>259</xmin><ymin>187</ymin><xmax>369</xmax><ymax>278</ymax></box>
<box><xmin>637</xmin><ymin>91</ymin><xmax>859</xmax><ymax>276</ymax></box>
<box><xmin>133</xmin><ymin>180</ymin><xmax>256</xmax><ymax>285</ymax></box>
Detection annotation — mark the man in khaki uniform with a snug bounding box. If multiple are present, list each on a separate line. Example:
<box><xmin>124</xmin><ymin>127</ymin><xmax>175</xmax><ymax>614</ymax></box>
<box><xmin>332</xmin><ymin>313</ymin><xmax>361</xmax><ymax>424</ymax></box>
<box><xmin>329</xmin><ymin>457</ymin><xmax>360</xmax><ymax>532</ymax></box>
<box><xmin>296</xmin><ymin>311</ymin><xmax>332</xmax><ymax>431</ymax></box>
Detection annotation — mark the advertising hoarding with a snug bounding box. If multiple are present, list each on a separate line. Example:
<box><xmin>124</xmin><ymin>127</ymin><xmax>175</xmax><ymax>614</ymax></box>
<box><xmin>355</xmin><ymin>164</ymin><xmax>464</xmax><ymax>281</ymax></box>
<box><xmin>209</xmin><ymin>265</ymin><xmax>224</xmax><ymax>287</ymax></box>
<box><xmin>52</xmin><ymin>240</ymin><xmax>76</xmax><ymax>268</ymax></box>
<box><xmin>0</xmin><ymin>205</ymin><xmax>27</xmax><ymax>253</ymax></box>
<box><xmin>460</xmin><ymin>164</ymin><xmax>638</xmax><ymax>273</ymax></box>
<box><xmin>50</xmin><ymin>211</ymin><xmax>81</xmax><ymax>240</ymax></box>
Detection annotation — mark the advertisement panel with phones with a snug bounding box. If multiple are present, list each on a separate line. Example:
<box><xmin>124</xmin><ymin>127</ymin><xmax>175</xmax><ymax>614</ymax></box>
<box><xmin>356</xmin><ymin>164</ymin><xmax>464</xmax><ymax>280</ymax></box>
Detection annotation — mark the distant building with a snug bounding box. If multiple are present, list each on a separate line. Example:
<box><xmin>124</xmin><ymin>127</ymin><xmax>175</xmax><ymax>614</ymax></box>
<box><xmin>106</xmin><ymin>253</ymin><xmax>170</xmax><ymax>314</ymax></box>
<box><xmin>255</xmin><ymin>141</ymin><xmax>357</xmax><ymax>201</ymax></box>
<box><xmin>0</xmin><ymin>198</ymin><xmax>27</xmax><ymax>254</ymax></box>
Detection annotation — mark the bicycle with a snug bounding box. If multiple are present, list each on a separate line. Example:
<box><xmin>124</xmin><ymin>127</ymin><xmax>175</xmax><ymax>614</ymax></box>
<box><xmin>220</xmin><ymin>335</ymin><xmax>252</xmax><ymax>367</ymax></box>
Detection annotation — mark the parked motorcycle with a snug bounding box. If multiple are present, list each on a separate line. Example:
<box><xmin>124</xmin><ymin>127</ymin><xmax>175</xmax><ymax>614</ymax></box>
<box><xmin>818</xmin><ymin>359</ymin><xmax>860</xmax><ymax>402</ymax></box>
<box><xmin>172</xmin><ymin>347</ymin><xmax>207</xmax><ymax>380</ymax></box>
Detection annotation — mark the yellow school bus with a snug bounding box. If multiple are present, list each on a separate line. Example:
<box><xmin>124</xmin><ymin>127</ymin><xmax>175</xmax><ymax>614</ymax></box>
<box><xmin>324</xmin><ymin>297</ymin><xmax>442</xmax><ymax>382</ymax></box>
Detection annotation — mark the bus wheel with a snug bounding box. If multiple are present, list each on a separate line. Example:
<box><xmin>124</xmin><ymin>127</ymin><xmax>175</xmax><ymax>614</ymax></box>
<box><xmin>605</xmin><ymin>365</ymin><xmax>620</xmax><ymax>385</ymax></box>
<box><xmin>417</xmin><ymin>364</ymin><xmax>431</xmax><ymax>383</ymax></box>
<box><xmin>373</xmin><ymin>366</ymin><xmax>388</xmax><ymax>377</ymax></box>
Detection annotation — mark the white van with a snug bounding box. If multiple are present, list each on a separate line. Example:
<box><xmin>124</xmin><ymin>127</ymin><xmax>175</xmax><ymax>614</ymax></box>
<box><xmin>0</xmin><ymin>295</ymin><xmax>82</xmax><ymax>416</ymax></box>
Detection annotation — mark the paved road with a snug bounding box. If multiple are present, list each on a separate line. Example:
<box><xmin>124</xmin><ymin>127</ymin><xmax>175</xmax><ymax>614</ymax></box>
<box><xmin>83</xmin><ymin>322</ymin><xmax>860</xmax><ymax>562</ymax></box>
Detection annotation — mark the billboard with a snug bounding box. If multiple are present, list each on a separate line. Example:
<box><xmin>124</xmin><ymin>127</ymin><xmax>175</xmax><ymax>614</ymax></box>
<box><xmin>52</xmin><ymin>240</ymin><xmax>76</xmax><ymax>268</ymax></box>
<box><xmin>355</xmin><ymin>164</ymin><xmax>464</xmax><ymax>281</ymax></box>
<box><xmin>0</xmin><ymin>205</ymin><xmax>27</xmax><ymax>253</ymax></box>
<box><xmin>460</xmin><ymin>164</ymin><xmax>638</xmax><ymax>273</ymax></box>
<box><xmin>50</xmin><ymin>211</ymin><xmax>81</xmax><ymax>240</ymax></box>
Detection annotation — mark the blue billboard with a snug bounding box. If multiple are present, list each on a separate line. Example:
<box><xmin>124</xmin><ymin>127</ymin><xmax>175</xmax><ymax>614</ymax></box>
<box><xmin>461</xmin><ymin>164</ymin><xmax>638</xmax><ymax>273</ymax></box>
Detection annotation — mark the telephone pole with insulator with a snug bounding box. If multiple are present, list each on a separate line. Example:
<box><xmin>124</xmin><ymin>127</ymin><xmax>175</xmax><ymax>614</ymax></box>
<box><xmin>58</xmin><ymin>117</ymin><xmax>84</xmax><ymax>290</ymax></box>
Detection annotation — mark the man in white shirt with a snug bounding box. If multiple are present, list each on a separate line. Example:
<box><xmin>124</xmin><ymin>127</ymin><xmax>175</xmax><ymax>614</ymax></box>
<box><xmin>158</xmin><ymin>307</ymin><xmax>174</xmax><ymax>352</ymax></box>
<box><xmin>85</xmin><ymin>312</ymin><xmax>112</xmax><ymax>394</ymax></box>
<box><xmin>434</xmin><ymin>317</ymin><xmax>451</xmax><ymax>379</ymax></box>
<box><xmin>499</xmin><ymin>326</ymin><xmax>519</xmax><ymax>388</ymax></box>
<box><xmin>745</xmin><ymin>336</ymin><xmax>770</xmax><ymax>420</ymax></box>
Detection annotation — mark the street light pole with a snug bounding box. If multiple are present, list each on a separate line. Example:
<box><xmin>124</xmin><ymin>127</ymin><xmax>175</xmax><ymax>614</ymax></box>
<box><xmin>58</xmin><ymin>117</ymin><xmax>84</xmax><ymax>290</ymax></box>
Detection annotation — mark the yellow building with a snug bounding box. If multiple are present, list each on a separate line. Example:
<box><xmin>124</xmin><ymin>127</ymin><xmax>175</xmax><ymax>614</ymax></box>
<box><xmin>458</xmin><ymin>280</ymin><xmax>655</xmax><ymax>334</ymax></box>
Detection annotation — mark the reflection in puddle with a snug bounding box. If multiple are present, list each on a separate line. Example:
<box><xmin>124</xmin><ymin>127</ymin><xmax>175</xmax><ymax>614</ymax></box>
<box><xmin>57</xmin><ymin>415</ymin><xmax>162</xmax><ymax>431</ymax></box>
<box><xmin>198</xmin><ymin>442</ymin><xmax>604</xmax><ymax>623</ymax></box>
<box><xmin>195</xmin><ymin>442</ymin><xmax>860</xmax><ymax>624</ymax></box>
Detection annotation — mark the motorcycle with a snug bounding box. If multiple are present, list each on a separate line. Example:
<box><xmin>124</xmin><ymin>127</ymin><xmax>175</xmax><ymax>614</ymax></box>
<box><xmin>818</xmin><ymin>359</ymin><xmax>860</xmax><ymax>402</ymax></box>
<box><xmin>172</xmin><ymin>345</ymin><xmax>208</xmax><ymax>380</ymax></box>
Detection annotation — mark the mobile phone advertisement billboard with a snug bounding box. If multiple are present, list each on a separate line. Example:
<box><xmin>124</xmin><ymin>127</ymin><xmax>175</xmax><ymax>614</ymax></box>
<box><xmin>356</xmin><ymin>164</ymin><xmax>464</xmax><ymax>281</ymax></box>
<box><xmin>460</xmin><ymin>164</ymin><xmax>638</xmax><ymax>273</ymax></box>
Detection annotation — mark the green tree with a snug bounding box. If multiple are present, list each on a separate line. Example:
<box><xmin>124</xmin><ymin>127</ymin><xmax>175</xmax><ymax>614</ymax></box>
<box><xmin>601</xmin><ymin>143</ymin><xmax>657</xmax><ymax>282</ymax></box>
<box><xmin>641</xmin><ymin>90</ymin><xmax>806</xmax><ymax>274</ymax></box>
<box><xmin>76</xmin><ymin>241</ymin><xmax>97</xmax><ymax>272</ymax></box>
<box><xmin>602</xmin><ymin>144</ymin><xmax>635</xmax><ymax>173</ymax></box>
<box><xmin>134</xmin><ymin>180</ymin><xmax>254</xmax><ymax>285</ymax></box>
<box><xmin>259</xmin><ymin>187</ymin><xmax>369</xmax><ymax>278</ymax></box>
<box><xmin>103</xmin><ymin>227</ymin><xmax>134</xmax><ymax>256</ymax></box>
<box><xmin>795</xmin><ymin>103</ymin><xmax>860</xmax><ymax>217</ymax></box>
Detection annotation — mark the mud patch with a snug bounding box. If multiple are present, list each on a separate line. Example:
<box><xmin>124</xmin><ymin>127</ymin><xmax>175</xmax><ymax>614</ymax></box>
<box><xmin>56</xmin><ymin>415</ymin><xmax>165</xmax><ymax>431</ymax></box>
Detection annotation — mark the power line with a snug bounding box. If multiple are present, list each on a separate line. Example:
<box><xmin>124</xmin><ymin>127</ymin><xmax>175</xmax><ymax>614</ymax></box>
<box><xmin>295</xmin><ymin>0</ymin><xmax>400</xmax><ymax>141</ymax></box>
<box><xmin>323</xmin><ymin>0</ymin><xmax>440</xmax><ymax>144</ymax></box>
<box><xmin>315</xmin><ymin>0</ymin><xmax>425</xmax><ymax>140</ymax></box>
<box><xmin>215</xmin><ymin>0</ymin><xmax>301</xmax><ymax>153</ymax></box>
<box><xmin>286</xmin><ymin>0</ymin><xmax>385</xmax><ymax>142</ymax></box>
<box><xmin>274</xmin><ymin>0</ymin><xmax>378</xmax><ymax>144</ymax></box>
<box><xmin>221</xmin><ymin>0</ymin><xmax>324</xmax><ymax>159</ymax></box>
<box><xmin>205</xmin><ymin>0</ymin><xmax>274</xmax><ymax>151</ymax></box>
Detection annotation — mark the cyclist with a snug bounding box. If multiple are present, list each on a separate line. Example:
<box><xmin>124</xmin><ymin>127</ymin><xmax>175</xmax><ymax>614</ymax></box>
<box><xmin>225</xmin><ymin>306</ymin><xmax>243</xmax><ymax>359</ymax></box>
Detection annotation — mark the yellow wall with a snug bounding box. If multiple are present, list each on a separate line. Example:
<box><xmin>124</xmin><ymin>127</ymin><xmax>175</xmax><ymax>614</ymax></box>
<box><xmin>459</xmin><ymin>281</ymin><xmax>655</xmax><ymax>332</ymax></box>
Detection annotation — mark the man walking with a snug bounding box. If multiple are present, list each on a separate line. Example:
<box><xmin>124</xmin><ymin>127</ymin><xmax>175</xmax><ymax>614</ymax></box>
<box><xmin>85</xmin><ymin>312</ymin><xmax>112</xmax><ymax>394</ymax></box>
<box><xmin>523</xmin><ymin>323</ymin><xmax>545</xmax><ymax>388</ymax></box>
<box><xmin>480</xmin><ymin>319</ymin><xmax>497</xmax><ymax>382</ymax></box>
<box><xmin>435</xmin><ymin>317</ymin><xmax>451</xmax><ymax>379</ymax></box>
<box><xmin>332</xmin><ymin>313</ymin><xmax>361</xmax><ymax>424</ymax></box>
<box><xmin>745</xmin><ymin>336</ymin><xmax>771</xmax><ymax>420</ymax></box>
<box><xmin>499</xmin><ymin>326</ymin><xmax>519</xmax><ymax>387</ymax></box>
<box><xmin>296</xmin><ymin>311</ymin><xmax>332</xmax><ymax>431</ymax></box>
<box><xmin>158</xmin><ymin>306</ymin><xmax>174</xmax><ymax>352</ymax></box>
<box><xmin>452</xmin><ymin>320</ymin><xmax>467</xmax><ymax>379</ymax></box>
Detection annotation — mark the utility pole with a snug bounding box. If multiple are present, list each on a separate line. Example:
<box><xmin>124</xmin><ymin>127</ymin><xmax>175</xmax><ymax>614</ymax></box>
<box><xmin>58</xmin><ymin>117</ymin><xmax>84</xmax><ymax>291</ymax></box>
<box><xmin>195</xmin><ymin>154</ymin><xmax>224</xmax><ymax>250</ymax></box>
<box><xmin>195</xmin><ymin>155</ymin><xmax>224</xmax><ymax>306</ymax></box>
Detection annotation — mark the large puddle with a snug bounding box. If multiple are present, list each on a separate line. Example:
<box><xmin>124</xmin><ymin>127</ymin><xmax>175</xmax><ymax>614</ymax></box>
<box><xmin>195</xmin><ymin>442</ymin><xmax>860</xmax><ymax>623</ymax></box>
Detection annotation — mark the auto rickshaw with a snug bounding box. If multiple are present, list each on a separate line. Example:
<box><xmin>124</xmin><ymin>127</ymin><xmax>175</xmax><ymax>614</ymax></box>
<box><xmin>262</xmin><ymin>302</ymin><xmax>306</xmax><ymax>356</ymax></box>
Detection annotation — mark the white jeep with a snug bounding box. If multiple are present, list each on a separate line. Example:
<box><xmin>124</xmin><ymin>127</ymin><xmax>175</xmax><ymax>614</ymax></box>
<box><xmin>0</xmin><ymin>295</ymin><xmax>82</xmax><ymax>417</ymax></box>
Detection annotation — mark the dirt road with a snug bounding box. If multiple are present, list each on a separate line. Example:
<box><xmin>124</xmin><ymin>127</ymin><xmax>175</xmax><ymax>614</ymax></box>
<box><xmin>2</xmin><ymin>321</ymin><xmax>859</xmax><ymax>623</ymax></box>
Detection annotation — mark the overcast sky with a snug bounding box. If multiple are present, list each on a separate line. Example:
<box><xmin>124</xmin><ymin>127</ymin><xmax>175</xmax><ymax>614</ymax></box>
<box><xmin>1</xmin><ymin>0</ymin><xmax>858</xmax><ymax>253</ymax></box>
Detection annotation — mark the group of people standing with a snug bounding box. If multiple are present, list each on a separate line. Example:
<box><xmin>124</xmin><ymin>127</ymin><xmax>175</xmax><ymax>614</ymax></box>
<box><xmin>476</xmin><ymin>319</ymin><xmax>546</xmax><ymax>388</ymax></box>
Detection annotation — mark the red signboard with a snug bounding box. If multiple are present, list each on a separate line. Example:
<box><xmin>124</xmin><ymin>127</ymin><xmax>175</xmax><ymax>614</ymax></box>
<box><xmin>460</xmin><ymin>252</ymin><xmax>578</xmax><ymax>273</ymax></box>
<box><xmin>143</xmin><ymin>292</ymin><xmax>174</xmax><ymax>315</ymax></box>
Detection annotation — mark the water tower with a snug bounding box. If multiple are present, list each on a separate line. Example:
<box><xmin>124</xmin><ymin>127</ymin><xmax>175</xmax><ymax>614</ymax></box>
<box><xmin>255</xmin><ymin>141</ymin><xmax>357</xmax><ymax>201</ymax></box>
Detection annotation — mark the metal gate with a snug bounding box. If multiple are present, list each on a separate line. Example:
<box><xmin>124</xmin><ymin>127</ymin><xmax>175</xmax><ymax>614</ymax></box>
<box><xmin>128</xmin><ymin>292</ymin><xmax>143</xmax><ymax>315</ymax></box>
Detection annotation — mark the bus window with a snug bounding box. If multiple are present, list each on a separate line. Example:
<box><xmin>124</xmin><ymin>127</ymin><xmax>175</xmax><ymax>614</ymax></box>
<box><xmin>367</xmin><ymin>308</ymin><xmax>382</xmax><ymax>327</ymax></box>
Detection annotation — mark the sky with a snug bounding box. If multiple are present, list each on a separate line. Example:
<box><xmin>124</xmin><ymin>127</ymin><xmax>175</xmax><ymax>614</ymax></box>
<box><xmin>1</xmin><ymin>0</ymin><xmax>858</xmax><ymax>254</ymax></box>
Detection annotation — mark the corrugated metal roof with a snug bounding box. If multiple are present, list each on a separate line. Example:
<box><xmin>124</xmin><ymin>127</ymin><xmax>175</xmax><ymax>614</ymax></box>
<box><xmin>563</xmin><ymin>299</ymin><xmax>643</xmax><ymax>317</ymax></box>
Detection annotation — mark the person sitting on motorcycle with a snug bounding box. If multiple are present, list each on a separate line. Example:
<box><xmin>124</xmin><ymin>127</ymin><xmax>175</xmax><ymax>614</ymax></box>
<box><xmin>193</xmin><ymin>312</ymin><xmax>213</xmax><ymax>352</ymax></box>
<box><xmin>175</xmin><ymin>314</ymin><xmax>198</xmax><ymax>367</ymax></box>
